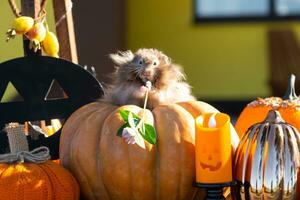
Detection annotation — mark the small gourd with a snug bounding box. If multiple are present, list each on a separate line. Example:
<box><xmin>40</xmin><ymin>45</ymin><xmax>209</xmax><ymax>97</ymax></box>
<box><xmin>235</xmin><ymin>74</ymin><xmax>300</xmax><ymax>138</ymax></box>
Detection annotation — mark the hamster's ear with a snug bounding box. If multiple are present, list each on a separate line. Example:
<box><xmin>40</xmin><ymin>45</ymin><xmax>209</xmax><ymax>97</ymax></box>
<box><xmin>109</xmin><ymin>50</ymin><xmax>134</xmax><ymax>66</ymax></box>
<box><xmin>162</xmin><ymin>55</ymin><xmax>171</xmax><ymax>65</ymax></box>
<box><xmin>155</xmin><ymin>50</ymin><xmax>171</xmax><ymax>65</ymax></box>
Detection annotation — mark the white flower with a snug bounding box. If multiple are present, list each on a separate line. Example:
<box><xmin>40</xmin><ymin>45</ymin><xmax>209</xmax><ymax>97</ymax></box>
<box><xmin>122</xmin><ymin>127</ymin><xmax>145</xmax><ymax>149</ymax></box>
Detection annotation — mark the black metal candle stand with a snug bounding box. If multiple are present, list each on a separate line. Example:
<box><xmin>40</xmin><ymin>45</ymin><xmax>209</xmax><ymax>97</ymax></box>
<box><xmin>194</xmin><ymin>181</ymin><xmax>236</xmax><ymax>200</ymax></box>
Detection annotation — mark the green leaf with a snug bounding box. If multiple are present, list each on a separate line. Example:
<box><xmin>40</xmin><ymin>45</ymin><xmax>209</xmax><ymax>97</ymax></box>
<box><xmin>119</xmin><ymin>110</ymin><xmax>130</xmax><ymax>122</ymax></box>
<box><xmin>117</xmin><ymin>123</ymin><xmax>129</xmax><ymax>137</ymax></box>
<box><xmin>119</xmin><ymin>110</ymin><xmax>140</xmax><ymax>122</ymax></box>
<box><xmin>132</xmin><ymin>112</ymin><xmax>140</xmax><ymax>119</ymax></box>
<box><xmin>139</xmin><ymin>123</ymin><xmax>157</xmax><ymax>145</ymax></box>
<box><xmin>118</xmin><ymin>109</ymin><xmax>157</xmax><ymax>146</ymax></box>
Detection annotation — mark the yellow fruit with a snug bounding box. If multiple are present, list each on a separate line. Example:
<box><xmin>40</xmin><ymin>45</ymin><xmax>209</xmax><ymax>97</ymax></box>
<box><xmin>42</xmin><ymin>31</ymin><xmax>59</xmax><ymax>57</ymax></box>
<box><xmin>27</xmin><ymin>22</ymin><xmax>46</xmax><ymax>42</ymax></box>
<box><xmin>12</xmin><ymin>16</ymin><xmax>34</xmax><ymax>34</ymax></box>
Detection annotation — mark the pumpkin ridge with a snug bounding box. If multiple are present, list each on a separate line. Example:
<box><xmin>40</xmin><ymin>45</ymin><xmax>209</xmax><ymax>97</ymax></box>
<box><xmin>157</xmin><ymin>105</ymin><xmax>186</xmax><ymax>199</ymax></box>
<box><xmin>96</xmin><ymin>106</ymin><xmax>118</xmax><ymax>199</ymax></box>
<box><xmin>20</xmin><ymin>163</ymin><xmax>52</xmax><ymax>200</ymax></box>
<box><xmin>17</xmin><ymin>164</ymin><xmax>24</xmax><ymax>200</ymax></box>
<box><xmin>61</xmin><ymin>102</ymin><xmax>115</xmax><ymax>198</ymax></box>
<box><xmin>37</xmin><ymin>165</ymin><xmax>50</xmax><ymax>200</ymax></box>
<box><xmin>174</xmin><ymin>121</ymin><xmax>182</xmax><ymax>199</ymax></box>
<box><xmin>127</xmin><ymin>106</ymin><xmax>156</xmax><ymax>200</ymax></box>
<box><xmin>98</xmin><ymin>106</ymin><xmax>124</xmax><ymax>199</ymax></box>
<box><xmin>66</xmin><ymin>104</ymin><xmax>112</xmax><ymax>199</ymax></box>
<box><xmin>40</xmin><ymin>162</ymin><xmax>79</xmax><ymax>199</ymax></box>
<box><xmin>154</xmin><ymin>131</ymin><xmax>160</xmax><ymax>200</ymax></box>
<box><xmin>60</xmin><ymin>102</ymin><xmax>102</xmax><ymax>166</ymax></box>
<box><xmin>19</xmin><ymin>164</ymin><xmax>30</xmax><ymax>200</ymax></box>
<box><xmin>40</xmin><ymin>163</ymin><xmax>68</xmax><ymax>194</ymax></box>
<box><xmin>69</xmin><ymin>123</ymin><xmax>95</xmax><ymax>199</ymax></box>
<box><xmin>126</xmin><ymin>129</ymin><xmax>133</xmax><ymax>200</ymax></box>
<box><xmin>151</xmin><ymin>108</ymin><xmax>161</xmax><ymax>200</ymax></box>
<box><xmin>99</xmin><ymin>109</ymin><xmax>122</xmax><ymax>199</ymax></box>
<box><xmin>35</xmin><ymin>163</ymin><xmax>54</xmax><ymax>200</ymax></box>
<box><xmin>174</xmin><ymin>104</ymin><xmax>197</xmax><ymax>199</ymax></box>
<box><xmin>152</xmin><ymin>104</ymin><xmax>196</xmax><ymax>200</ymax></box>
<box><xmin>71</xmin><ymin>113</ymin><xmax>102</xmax><ymax>200</ymax></box>
<box><xmin>99</xmin><ymin>105</ymin><xmax>143</xmax><ymax>199</ymax></box>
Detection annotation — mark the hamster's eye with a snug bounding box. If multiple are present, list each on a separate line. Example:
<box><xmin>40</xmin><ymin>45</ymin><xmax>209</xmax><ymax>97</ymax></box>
<box><xmin>153</xmin><ymin>60</ymin><xmax>159</xmax><ymax>66</ymax></box>
<box><xmin>139</xmin><ymin>60</ymin><xmax>143</xmax><ymax>65</ymax></box>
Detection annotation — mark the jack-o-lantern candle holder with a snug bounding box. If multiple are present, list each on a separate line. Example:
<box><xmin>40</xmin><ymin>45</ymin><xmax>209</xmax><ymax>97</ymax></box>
<box><xmin>195</xmin><ymin>113</ymin><xmax>232</xmax><ymax>184</ymax></box>
<box><xmin>194</xmin><ymin>113</ymin><xmax>235</xmax><ymax>199</ymax></box>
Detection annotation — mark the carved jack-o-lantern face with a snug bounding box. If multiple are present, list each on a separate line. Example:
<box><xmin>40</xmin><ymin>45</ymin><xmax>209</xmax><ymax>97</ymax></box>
<box><xmin>199</xmin><ymin>144</ymin><xmax>222</xmax><ymax>171</ymax></box>
<box><xmin>195</xmin><ymin>112</ymin><xmax>233</xmax><ymax>183</ymax></box>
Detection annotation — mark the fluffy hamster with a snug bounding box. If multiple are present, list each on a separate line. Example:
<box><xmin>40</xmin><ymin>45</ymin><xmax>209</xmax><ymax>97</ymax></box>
<box><xmin>102</xmin><ymin>48</ymin><xmax>195</xmax><ymax>109</ymax></box>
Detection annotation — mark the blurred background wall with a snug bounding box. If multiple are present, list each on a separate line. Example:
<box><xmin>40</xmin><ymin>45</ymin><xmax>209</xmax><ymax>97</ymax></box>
<box><xmin>2</xmin><ymin>0</ymin><xmax>300</xmax><ymax>106</ymax></box>
<box><xmin>126</xmin><ymin>0</ymin><xmax>270</xmax><ymax>100</ymax></box>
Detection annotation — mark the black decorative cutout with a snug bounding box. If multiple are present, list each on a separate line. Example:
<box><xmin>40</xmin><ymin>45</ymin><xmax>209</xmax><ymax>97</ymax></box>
<box><xmin>1</xmin><ymin>81</ymin><xmax>24</xmax><ymax>103</ymax></box>
<box><xmin>0</xmin><ymin>56</ymin><xmax>104</xmax><ymax>159</ymax></box>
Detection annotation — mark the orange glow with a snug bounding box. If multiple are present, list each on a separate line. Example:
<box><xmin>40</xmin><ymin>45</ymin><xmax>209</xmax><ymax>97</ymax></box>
<box><xmin>24</xmin><ymin>119</ymin><xmax>62</xmax><ymax>137</ymax></box>
<box><xmin>195</xmin><ymin>113</ymin><xmax>232</xmax><ymax>183</ymax></box>
<box><xmin>41</xmin><ymin>119</ymin><xmax>62</xmax><ymax>136</ymax></box>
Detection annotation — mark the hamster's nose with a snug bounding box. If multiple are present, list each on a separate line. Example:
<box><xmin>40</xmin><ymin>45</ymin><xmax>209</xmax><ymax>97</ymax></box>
<box><xmin>141</xmin><ymin>70</ymin><xmax>151</xmax><ymax>78</ymax></box>
<box><xmin>144</xmin><ymin>59</ymin><xmax>151</xmax><ymax>65</ymax></box>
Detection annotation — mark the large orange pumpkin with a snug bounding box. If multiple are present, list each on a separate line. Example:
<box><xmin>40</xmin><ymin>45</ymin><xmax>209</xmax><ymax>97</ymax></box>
<box><xmin>60</xmin><ymin>101</ymin><xmax>239</xmax><ymax>200</ymax></box>
<box><xmin>235</xmin><ymin>74</ymin><xmax>300</xmax><ymax>138</ymax></box>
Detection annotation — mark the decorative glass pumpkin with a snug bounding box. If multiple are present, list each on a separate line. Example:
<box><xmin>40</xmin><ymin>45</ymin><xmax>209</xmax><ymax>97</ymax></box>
<box><xmin>234</xmin><ymin>110</ymin><xmax>300</xmax><ymax>199</ymax></box>
<box><xmin>235</xmin><ymin>74</ymin><xmax>300</xmax><ymax>138</ymax></box>
<box><xmin>60</xmin><ymin>101</ymin><xmax>239</xmax><ymax>200</ymax></box>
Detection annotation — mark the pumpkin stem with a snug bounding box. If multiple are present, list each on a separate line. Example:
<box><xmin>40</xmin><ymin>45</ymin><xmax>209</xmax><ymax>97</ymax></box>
<box><xmin>1</xmin><ymin>123</ymin><xmax>51</xmax><ymax>163</ymax></box>
<box><xmin>263</xmin><ymin>110</ymin><xmax>285</xmax><ymax>124</ymax></box>
<box><xmin>5</xmin><ymin>123</ymin><xmax>29</xmax><ymax>154</ymax></box>
<box><xmin>283</xmin><ymin>74</ymin><xmax>297</xmax><ymax>100</ymax></box>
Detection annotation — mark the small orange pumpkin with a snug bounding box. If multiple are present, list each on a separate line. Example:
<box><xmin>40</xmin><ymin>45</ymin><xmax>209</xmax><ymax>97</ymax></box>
<box><xmin>60</xmin><ymin>101</ymin><xmax>239</xmax><ymax>200</ymax></box>
<box><xmin>0</xmin><ymin>124</ymin><xmax>79</xmax><ymax>200</ymax></box>
<box><xmin>0</xmin><ymin>161</ymin><xmax>79</xmax><ymax>200</ymax></box>
<box><xmin>235</xmin><ymin>74</ymin><xmax>300</xmax><ymax>138</ymax></box>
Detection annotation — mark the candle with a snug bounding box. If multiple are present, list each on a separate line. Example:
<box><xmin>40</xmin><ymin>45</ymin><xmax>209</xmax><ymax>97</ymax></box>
<box><xmin>195</xmin><ymin>112</ymin><xmax>232</xmax><ymax>184</ymax></box>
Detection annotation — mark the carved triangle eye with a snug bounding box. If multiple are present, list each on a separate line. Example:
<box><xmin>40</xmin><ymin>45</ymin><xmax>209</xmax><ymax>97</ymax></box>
<box><xmin>44</xmin><ymin>79</ymin><xmax>69</xmax><ymax>100</ymax></box>
<box><xmin>1</xmin><ymin>82</ymin><xmax>24</xmax><ymax>103</ymax></box>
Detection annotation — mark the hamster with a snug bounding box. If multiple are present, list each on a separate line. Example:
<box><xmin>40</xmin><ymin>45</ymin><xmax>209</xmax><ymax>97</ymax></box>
<box><xmin>102</xmin><ymin>48</ymin><xmax>196</xmax><ymax>109</ymax></box>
